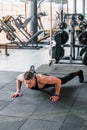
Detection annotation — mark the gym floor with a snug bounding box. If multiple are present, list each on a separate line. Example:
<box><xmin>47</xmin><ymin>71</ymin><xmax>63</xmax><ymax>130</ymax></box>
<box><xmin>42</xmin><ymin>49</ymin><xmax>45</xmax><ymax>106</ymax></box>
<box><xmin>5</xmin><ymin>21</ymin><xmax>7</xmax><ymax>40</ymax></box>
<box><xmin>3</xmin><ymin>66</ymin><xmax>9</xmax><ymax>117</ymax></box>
<box><xmin>0</xmin><ymin>44</ymin><xmax>87</xmax><ymax>130</ymax></box>
<box><xmin>0</xmin><ymin>45</ymin><xmax>50</xmax><ymax>72</ymax></box>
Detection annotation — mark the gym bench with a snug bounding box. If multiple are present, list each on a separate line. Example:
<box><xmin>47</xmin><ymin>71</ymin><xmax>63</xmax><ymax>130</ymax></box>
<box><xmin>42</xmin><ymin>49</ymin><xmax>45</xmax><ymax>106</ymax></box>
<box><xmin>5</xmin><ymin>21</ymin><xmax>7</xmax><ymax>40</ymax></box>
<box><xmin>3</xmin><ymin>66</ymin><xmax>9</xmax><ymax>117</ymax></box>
<box><xmin>0</xmin><ymin>43</ymin><xmax>9</xmax><ymax>56</ymax></box>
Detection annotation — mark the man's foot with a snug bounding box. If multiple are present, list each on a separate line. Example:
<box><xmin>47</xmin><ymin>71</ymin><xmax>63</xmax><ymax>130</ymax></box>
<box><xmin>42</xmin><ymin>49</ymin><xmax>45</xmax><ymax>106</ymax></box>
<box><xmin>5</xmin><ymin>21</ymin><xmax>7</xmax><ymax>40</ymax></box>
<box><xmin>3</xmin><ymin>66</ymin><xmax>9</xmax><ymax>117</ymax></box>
<box><xmin>78</xmin><ymin>70</ymin><xmax>84</xmax><ymax>83</ymax></box>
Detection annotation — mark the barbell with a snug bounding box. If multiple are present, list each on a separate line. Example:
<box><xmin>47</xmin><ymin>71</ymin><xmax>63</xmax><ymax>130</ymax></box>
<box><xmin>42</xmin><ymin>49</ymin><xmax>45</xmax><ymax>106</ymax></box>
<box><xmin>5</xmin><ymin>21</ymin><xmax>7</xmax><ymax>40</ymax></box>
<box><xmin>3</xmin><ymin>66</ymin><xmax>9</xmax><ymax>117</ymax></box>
<box><xmin>82</xmin><ymin>51</ymin><xmax>87</xmax><ymax>66</ymax></box>
<box><xmin>80</xmin><ymin>46</ymin><xmax>87</xmax><ymax>56</ymax></box>
<box><xmin>52</xmin><ymin>46</ymin><xmax>64</xmax><ymax>63</ymax></box>
<box><xmin>78</xmin><ymin>31</ymin><xmax>87</xmax><ymax>45</ymax></box>
<box><xmin>54</xmin><ymin>30</ymin><xmax>69</xmax><ymax>45</ymax></box>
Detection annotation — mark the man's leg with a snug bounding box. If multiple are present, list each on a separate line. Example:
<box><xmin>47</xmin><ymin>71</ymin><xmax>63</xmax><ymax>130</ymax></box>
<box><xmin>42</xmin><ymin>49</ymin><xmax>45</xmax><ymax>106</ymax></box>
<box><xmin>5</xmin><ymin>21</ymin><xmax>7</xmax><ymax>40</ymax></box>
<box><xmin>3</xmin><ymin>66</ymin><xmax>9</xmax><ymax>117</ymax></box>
<box><xmin>60</xmin><ymin>70</ymin><xmax>84</xmax><ymax>84</ymax></box>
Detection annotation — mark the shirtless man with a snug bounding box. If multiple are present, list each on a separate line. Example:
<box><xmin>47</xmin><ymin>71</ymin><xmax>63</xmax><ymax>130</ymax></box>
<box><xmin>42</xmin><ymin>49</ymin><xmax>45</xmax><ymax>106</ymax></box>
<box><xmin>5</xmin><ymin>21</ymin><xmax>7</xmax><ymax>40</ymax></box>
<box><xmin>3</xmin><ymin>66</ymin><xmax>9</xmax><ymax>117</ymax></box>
<box><xmin>11</xmin><ymin>68</ymin><xmax>84</xmax><ymax>102</ymax></box>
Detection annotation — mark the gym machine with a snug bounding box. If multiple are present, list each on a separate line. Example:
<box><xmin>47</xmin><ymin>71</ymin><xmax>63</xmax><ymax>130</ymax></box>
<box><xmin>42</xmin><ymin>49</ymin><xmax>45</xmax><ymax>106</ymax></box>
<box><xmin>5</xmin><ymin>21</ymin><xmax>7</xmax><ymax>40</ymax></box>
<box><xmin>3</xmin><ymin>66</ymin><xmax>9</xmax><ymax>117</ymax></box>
<box><xmin>52</xmin><ymin>14</ymin><xmax>86</xmax><ymax>65</ymax></box>
<box><xmin>52</xmin><ymin>21</ymin><xmax>69</xmax><ymax>63</ymax></box>
<box><xmin>13</xmin><ymin>15</ymin><xmax>32</xmax><ymax>39</ymax></box>
<box><xmin>78</xmin><ymin>17</ymin><xmax>87</xmax><ymax>66</ymax></box>
<box><xmin>37</xmin><ymin>12</ymin><xmax>57</xmax><ymax>43</ymax></box>
<box><xmin>0</xmin><ymin>16</ymin><xmax>43</xmax><ymax>49</ymax></box>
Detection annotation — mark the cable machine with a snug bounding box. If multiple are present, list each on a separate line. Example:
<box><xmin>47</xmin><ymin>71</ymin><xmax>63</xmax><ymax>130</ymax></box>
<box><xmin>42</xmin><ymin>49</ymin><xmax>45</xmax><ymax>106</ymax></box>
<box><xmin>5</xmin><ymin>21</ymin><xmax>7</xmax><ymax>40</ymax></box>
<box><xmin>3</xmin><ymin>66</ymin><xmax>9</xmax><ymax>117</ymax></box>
<box><xmin>49</xmin><ymin>0</ymin><xmax>68</xmax><ymax>65</ymax></box>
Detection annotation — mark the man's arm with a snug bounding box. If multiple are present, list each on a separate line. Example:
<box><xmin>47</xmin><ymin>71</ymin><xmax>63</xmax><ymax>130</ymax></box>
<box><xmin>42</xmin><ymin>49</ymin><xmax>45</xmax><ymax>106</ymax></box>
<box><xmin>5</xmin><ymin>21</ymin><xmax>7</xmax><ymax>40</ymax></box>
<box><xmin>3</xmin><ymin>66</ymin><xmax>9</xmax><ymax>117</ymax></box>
<box><xmin>11</xmin><ymin>73</ymin><xmax>24</xmax><ymax>98</ymax></box>
<box><xmin>42</xmin><ymin>76</ymin><xmax>61</xmax><ymax>102</ymax></box>
<box><xmin>54</xmin><ymin>79</ymin><xmax>61</xmax><ymax>96</ymax></box>
<box><xmin>50</xmin><ymin>78</ymin><xmax>61</xmax><ymax>102</ymax></box>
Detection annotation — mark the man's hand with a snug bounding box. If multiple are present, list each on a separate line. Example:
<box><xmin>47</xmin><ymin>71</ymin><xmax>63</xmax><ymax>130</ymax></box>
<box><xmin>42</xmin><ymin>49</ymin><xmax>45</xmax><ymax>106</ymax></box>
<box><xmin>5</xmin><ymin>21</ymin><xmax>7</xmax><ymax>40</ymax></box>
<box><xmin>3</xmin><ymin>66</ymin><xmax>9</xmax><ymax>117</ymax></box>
<box><xmin>50</xmin><ymin>95</ymin><xmax>59</xmax><ymax>102</ymax></box>
<box><xmin>11</xmin><ymin>92</ymin><xmax>22</xmax><ymax>98</ymax></box>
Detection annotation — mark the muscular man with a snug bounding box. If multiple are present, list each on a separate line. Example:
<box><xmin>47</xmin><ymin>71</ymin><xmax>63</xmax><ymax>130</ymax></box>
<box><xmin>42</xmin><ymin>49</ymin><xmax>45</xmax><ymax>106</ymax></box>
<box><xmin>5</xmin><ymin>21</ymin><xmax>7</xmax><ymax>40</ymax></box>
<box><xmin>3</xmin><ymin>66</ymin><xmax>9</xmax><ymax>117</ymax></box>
<box><xmin>11</xmin><ymin>68</ymin><xmax>84</xmax><ymax>102</ymax></box>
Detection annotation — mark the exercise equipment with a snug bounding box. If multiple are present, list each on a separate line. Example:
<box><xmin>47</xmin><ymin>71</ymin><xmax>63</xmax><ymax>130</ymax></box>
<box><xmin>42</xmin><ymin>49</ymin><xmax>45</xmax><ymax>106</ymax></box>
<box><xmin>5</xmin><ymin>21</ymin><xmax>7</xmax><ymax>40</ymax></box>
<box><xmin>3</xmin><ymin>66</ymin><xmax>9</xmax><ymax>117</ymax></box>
<box><xmin>52</xmin><ymin>29</ymin><xmax>68</xmax><ymax>63</ymax></box>
<box><xmin>16</xmin><ymin>15</ymin><xmax>32</xmax><ymax>29</ymax></box>
<box><xmin>78</xmin><ymin>31</ymin><xmax>87</xmax><ymax>45</ymax></box>
<box><xmin>52</xmin><ymin>46</ymin><xmax>64</xmax><ymax>61</ymax></box>
<box><xmin>67</xmin><ymin>14</ymin><xmax>85</xmax><ymax>63</ymax></box>
<box><xmin>15</xmin><ymin>15</ymin><xmax>33</xmax><ymax>39</ymax></box>
<box><xmin>54</xmin><ymin>30</ymin><xmax>69</xmax><ymax>45</ymax></box>
<box><xmin>49</xmin><ymin>0</ymin><xmax>54</xmax><ymax>66</ymax></box>
<box><xmin>59</xmin><ymin>14</ymin><xmax>83</xmax><ymax>64</ymax></box>
<box><xmin>0</xmin><ymin>16</ymin><xmax>27</xmax><ymax>43</ymax></box>
<box><xmin>37</xmin><ymin>12</ymin><xmax>47</xmax><ymax>30</ymax></box>
<box><xmin>6</xmin><ymin>32</ymin><xmax>15</xmax><ymax>41</ymax></box>
<box><xmin>76</xmin><ymin>27</ymin><xmax>82</xmax><ymax>37</ymax></box>
<box><xmin>49</xmin><ymin>0</ymin><xmax>69</xmax><ymax>65</ymax></box>
<box><xmin>37</xmin><ymin>12</ymin><xmax>57</xmax><ymax>43</ymax></box>
<box><xmin>29</xmin><ymin>65</ymin><xmax>36</xmax><ymax>75</ymax></box>
<box><xmin>79</xmin><ymin>20</ymin><xmax>87</xmax><ymax>30</ymax></box>
<box><xmin>12</xmin><ymin>16</ymin><xmax>32</xmax><ymax>38</ymax></box>
<box><xmin>59</xmin><ymin>21</ymin><xmax>67</xmax><ymax>30</ymax></box>
<box><xmin>80</xmin><ymin>46</ymin><xmax>87</xmax><ymax>66</ymax></box>
<box><xmin>0</xmin><ymin>43</ymin><xmax>9</xmax><ymax>56</ymax></box>
<box><xmin>78</xmin><ymin>14</ymin><xmax>84</xmax><ymax>21</ymax></box>
<box><xmin>82</xmin><ymin>51</ymin><xmax>87</xmax><ymax>66</ymax></box>
<box><xmin>53</xmin><ymin>20</ymin><xmax>68</xmax><ymax>63</ymax></box>
<box><xmin>0</xmin><ymin>16</ymin><xmax>43</xmax><ymax>48</ymax></box>
<box><xmin>80</xmin><ymin>46</ymin><xmax>87</xmax><ymax>56</ymax></box>
<box><xmin>0</xmin><ymin>17</ymin><xmax>22</xmax><ymax>46</ymax></box>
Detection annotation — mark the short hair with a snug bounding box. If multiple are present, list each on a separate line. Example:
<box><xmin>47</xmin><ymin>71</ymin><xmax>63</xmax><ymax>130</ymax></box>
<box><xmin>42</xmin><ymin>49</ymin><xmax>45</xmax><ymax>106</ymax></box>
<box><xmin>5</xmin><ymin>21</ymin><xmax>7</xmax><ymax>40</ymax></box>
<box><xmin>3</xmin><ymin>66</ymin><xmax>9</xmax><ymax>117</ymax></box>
<box><xmin>24</xmin><ymin>71</ymin><xmax>34</xmax><ymax>80</ymax></box>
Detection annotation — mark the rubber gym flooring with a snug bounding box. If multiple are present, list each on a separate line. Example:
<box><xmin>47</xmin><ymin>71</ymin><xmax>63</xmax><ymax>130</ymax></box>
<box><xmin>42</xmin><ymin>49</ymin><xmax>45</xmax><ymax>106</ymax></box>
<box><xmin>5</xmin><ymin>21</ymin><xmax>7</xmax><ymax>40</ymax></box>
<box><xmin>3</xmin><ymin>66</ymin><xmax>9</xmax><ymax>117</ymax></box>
<box><xmin>0</xmin><ymin>46</ymin><xmax>87</xmax><ymax>130</ymax></box>
<box><xmin>0</xmin><ymin>63</ymin><xmax>87</xmax><ymax>130</ymax></box>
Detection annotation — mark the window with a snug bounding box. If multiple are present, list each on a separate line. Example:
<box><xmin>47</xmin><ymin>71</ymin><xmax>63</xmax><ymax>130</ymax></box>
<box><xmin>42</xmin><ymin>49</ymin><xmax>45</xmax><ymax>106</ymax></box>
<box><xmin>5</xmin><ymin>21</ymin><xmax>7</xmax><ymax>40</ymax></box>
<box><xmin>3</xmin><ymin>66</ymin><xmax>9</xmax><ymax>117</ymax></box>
<box><xmin>76</xmin><ymin>0</ymin><xmax>83</xmax><ymax>14</ymax></box>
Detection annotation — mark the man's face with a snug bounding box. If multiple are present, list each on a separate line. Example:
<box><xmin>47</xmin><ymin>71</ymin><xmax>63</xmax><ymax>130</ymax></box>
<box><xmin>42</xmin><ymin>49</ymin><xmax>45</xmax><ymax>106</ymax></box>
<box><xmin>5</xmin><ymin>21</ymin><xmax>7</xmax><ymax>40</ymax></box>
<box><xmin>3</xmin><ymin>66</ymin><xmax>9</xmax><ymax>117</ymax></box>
<box><xmin>24</xmin><ymin>78</ymin><xmax>36</xmax><ymax>89</ymax></box>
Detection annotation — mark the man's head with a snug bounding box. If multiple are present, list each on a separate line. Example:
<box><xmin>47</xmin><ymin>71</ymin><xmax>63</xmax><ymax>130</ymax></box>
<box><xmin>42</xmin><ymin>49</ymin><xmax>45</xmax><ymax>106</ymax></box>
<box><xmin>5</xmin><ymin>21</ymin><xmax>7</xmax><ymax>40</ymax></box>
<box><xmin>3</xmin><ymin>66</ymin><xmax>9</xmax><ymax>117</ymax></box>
<box><xmin>24</xmin><ymin>71</ymin><xmax>34</xmax><ymax>80</ymax></box>
<box><xmin>24</xmin><ymin>71</ymin><xmax>36</xmax><ymax>89</ymax></box>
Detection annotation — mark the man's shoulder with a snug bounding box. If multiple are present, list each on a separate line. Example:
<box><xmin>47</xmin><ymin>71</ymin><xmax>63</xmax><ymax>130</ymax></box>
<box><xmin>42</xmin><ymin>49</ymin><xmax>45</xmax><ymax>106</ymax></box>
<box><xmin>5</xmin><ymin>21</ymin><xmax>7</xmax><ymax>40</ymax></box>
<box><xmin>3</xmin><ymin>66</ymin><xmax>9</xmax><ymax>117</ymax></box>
<box><xmin>17</xmin><ymin>73</ymin><xmax>24</xmax><ymax>81</ymax></box>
